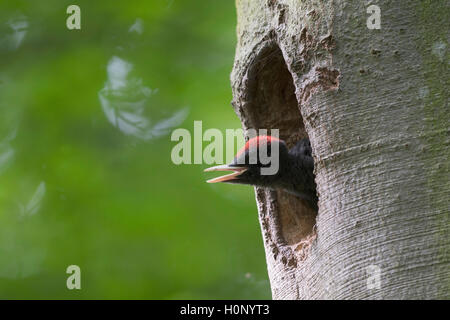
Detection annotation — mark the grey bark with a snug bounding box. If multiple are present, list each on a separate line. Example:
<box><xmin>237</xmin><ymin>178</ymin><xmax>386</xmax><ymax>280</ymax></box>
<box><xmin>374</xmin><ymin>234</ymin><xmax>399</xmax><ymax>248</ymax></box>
<box><xmin>230</xmin><ymin>0</ymin><xmax>449</xmax><ymax>299</ymax></box>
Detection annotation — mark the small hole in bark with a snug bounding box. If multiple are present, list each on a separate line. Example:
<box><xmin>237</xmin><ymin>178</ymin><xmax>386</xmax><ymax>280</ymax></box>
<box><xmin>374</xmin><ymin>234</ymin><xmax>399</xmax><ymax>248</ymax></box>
<box><xmin>244</xmin><ymin>44</ymin><xmax>317</xmax><ymax>250</ymax></box>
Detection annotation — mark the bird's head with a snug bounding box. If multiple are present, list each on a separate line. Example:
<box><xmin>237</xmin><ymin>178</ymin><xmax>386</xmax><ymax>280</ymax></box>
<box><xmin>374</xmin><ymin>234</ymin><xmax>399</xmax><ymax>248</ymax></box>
<box><xmin>204</xmin><ymin>135</ymin><xmax>289</xmax><ymax>188</ymax></box>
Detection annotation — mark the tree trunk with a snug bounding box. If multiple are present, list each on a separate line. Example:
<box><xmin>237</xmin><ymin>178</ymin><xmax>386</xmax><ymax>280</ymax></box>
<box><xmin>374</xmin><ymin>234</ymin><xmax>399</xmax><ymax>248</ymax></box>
<box><xmin>231</xmin><ymin>0</ymin><xmax>449</xmax><ymax>299</ymax></box>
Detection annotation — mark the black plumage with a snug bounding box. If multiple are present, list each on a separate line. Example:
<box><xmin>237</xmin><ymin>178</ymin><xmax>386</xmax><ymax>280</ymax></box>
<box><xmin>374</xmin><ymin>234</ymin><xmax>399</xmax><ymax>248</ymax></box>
<box><xmin>281</xmin><ymin>138</ymin><xmax>318</xmax><ymax>210</ymax></box>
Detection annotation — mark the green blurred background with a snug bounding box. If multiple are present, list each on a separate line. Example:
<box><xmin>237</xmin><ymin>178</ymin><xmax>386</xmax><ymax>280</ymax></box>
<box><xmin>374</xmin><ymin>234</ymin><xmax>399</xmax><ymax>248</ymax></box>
<box><xmin>0</xmin><ymin>0</ymin><xmax>270</xmax><ymax>299</ymax></box>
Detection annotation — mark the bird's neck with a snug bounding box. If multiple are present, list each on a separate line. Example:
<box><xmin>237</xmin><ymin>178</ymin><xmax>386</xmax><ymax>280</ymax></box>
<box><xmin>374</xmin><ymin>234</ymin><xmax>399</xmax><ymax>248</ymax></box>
<box><xmin>280</xmin><ymin>154</ymin><xmax>304</xmax><ymax>188</ymax></box>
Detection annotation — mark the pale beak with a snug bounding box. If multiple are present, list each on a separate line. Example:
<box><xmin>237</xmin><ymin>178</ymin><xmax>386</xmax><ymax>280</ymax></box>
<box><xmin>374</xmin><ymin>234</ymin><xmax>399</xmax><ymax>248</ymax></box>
<box><xmin>204</xmin><ymin>164</ymin><xmax>248</xmax><ymax>183</ymax></box>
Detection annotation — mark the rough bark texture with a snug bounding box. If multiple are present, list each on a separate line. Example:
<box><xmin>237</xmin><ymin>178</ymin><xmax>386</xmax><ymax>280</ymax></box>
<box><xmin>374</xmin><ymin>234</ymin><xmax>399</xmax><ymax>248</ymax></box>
<box><xmin>231</xmin><ymin>0</ymin><xmax>449</xmax><ymax>299</ymax></box>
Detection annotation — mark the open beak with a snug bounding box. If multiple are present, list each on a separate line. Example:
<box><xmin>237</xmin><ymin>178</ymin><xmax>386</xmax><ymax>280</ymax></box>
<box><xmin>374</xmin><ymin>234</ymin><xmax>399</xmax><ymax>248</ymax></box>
<box><xmin>204</xmin><ymin>164</ymin><xmax>248</xmax><ymax>183</ymax></box>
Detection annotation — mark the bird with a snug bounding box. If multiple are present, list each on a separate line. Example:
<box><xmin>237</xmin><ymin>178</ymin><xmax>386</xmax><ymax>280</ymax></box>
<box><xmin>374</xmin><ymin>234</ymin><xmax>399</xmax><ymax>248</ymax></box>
<box><xmin>204</xmin><ymin>136</ymin><xmax>318</xmax><ymax>211</ymax></box>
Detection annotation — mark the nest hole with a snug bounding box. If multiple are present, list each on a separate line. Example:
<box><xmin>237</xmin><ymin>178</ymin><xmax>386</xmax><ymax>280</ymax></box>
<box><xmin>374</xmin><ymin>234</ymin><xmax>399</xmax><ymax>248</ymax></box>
<box><xmin>244</xmin><ymin>44</ymin><xmax>317</xmax><ymax>247</ymax></box>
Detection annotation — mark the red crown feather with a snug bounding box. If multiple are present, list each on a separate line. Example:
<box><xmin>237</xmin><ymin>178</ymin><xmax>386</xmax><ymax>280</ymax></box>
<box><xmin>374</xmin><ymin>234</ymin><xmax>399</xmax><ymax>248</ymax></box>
<box><xmin>235</xmin><ymin>135</ymin><xmax>280</xmax><ymax>158</ymax></box>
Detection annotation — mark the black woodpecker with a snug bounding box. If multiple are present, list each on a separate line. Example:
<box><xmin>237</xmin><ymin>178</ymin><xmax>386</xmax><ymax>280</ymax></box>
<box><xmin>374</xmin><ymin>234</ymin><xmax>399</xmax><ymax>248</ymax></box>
<box><xmin>205</xmin><ymin>136</ymin><xmax>318</xmax><ymax>211</ymax></box>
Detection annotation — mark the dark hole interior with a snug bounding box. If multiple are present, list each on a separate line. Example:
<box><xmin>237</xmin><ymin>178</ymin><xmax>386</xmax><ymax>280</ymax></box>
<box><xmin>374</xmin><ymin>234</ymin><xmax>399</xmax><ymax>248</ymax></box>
<box><xmin>244</xmin><ymin>44</ymin><xmax>317</xmax><ymax>248</ymax></box>
<box><xmin>246</xmin><ymin>46</ymin><xmax>304</xmax><ymax>148</ymax></box>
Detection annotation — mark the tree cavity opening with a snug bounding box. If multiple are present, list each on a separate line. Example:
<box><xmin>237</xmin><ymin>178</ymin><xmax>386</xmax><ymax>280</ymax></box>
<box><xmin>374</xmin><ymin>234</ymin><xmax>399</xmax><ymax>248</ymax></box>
<box><xmin>243</xmin><ymin>43</ymin><xmax>317</xmax><ymax>253</ymax></box>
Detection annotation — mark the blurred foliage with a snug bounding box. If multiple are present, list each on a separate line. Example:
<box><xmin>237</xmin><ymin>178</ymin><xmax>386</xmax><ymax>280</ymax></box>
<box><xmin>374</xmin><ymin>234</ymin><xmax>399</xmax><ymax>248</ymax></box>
<box><xmin>0</xmin><ymin>0</ymin><xmax>270</xmax><ymax>299</ymax></box>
